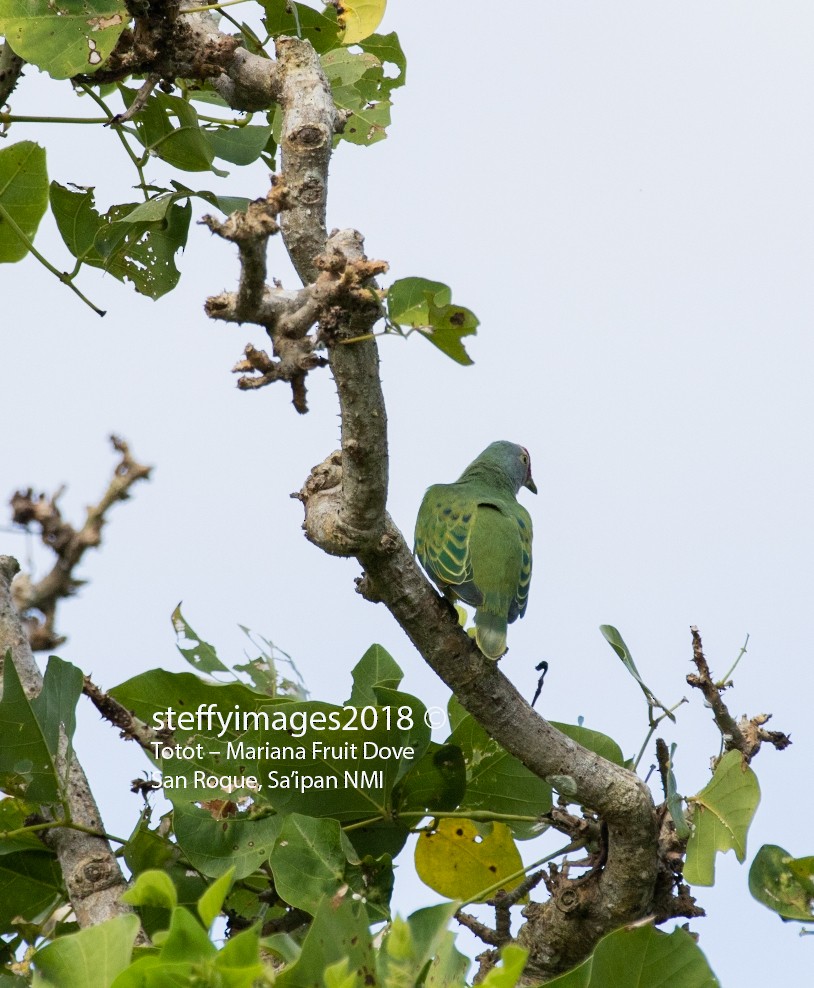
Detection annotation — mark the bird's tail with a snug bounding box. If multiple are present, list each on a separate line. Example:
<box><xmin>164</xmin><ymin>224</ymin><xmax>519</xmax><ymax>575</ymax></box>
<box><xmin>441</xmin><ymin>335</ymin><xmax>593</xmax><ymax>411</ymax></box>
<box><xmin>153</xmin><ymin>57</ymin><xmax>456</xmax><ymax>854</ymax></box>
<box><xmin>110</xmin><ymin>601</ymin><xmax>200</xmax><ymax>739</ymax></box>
<box><xmin>475</xmin><ymin>610</ymin><xmax>508</xmax><ymax>660</ymax></box>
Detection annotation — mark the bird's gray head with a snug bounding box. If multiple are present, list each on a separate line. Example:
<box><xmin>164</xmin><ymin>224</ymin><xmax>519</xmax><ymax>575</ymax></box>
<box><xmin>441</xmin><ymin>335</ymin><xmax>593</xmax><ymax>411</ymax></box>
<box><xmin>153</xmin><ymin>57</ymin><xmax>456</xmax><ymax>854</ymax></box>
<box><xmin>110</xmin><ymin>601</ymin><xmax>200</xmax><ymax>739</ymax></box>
<box><xmin>473</xmin><ymin>441</ymin><xmax>537</xmax><ymax>495</ymax></box>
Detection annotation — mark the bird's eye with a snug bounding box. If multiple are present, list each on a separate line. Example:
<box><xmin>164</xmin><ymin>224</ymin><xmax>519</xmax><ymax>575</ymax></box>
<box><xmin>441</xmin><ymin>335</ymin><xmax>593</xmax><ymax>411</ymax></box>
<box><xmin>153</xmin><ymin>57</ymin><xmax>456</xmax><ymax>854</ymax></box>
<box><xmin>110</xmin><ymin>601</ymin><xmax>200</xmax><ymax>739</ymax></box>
<box><xmin>521</xmin><ymin>452</ymin><xmax>528</xmax><ymax>463</ymax></box>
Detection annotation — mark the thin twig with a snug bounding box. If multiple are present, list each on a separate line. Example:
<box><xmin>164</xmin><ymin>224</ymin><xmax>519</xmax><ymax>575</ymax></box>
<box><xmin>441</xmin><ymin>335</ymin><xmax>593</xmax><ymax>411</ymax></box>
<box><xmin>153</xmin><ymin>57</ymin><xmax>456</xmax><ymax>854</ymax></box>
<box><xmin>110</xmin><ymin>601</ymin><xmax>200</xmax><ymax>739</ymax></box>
<box><xmin>686</xmin><ymin>626</ymin><xmax>790</xmax><ymax>761</ymax></box>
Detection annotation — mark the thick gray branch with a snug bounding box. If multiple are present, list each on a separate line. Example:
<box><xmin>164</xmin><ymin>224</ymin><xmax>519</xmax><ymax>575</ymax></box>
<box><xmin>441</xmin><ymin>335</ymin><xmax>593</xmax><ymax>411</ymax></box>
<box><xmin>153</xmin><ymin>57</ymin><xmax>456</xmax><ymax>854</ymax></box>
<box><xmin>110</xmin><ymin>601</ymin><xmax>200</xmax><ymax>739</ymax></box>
<box><xmin>0</xmin><ymin>557</ymin><xmax>135</xmax><ymax>932</ymax></box>
<box><xmin>297</xmin><ymin>390</ymin><xmax>657</xmax><ymax>981</ymax></box>
<box><xmin>275</xmin><ymin>37</ymin><xmax>341</xmax><ymax>283</ymax></box>
<box><xmin>209</xmin><ymin>29</ymin><xmax>663</xmax><ymax>980</ymax></box>
<box><xmin>0</xmin><ymin>41</ymin><xmax>24</xmax><ymax>106</ymax></box>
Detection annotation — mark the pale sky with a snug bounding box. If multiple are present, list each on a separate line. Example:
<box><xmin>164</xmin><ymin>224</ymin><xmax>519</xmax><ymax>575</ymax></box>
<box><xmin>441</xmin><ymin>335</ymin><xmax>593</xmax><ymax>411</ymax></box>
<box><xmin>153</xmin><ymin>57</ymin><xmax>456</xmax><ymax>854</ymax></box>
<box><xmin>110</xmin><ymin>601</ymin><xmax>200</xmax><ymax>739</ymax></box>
<box><xmin>3</xmin><ymin>2</ymin><xmax>813</xmax><ymax>981</ymax></box>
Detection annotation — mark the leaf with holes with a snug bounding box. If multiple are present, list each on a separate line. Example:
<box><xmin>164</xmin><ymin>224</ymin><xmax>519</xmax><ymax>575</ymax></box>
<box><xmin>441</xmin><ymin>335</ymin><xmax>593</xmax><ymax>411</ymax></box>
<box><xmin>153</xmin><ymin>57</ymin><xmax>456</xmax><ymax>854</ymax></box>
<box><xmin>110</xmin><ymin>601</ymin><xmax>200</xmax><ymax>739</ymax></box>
<box><xmin>749</xmin><ymin>844</ymin><xmax>814</xmax><ymax>922</ymax></box>
<box><xmin>415</xmin><ymin>818</ymin><xmax>523</xmax><ymax>901</ymax></box>
<box><xmin>0</xmin><ymin>0</ymin><xmax>127</xmax><ymax>79</ymax></box>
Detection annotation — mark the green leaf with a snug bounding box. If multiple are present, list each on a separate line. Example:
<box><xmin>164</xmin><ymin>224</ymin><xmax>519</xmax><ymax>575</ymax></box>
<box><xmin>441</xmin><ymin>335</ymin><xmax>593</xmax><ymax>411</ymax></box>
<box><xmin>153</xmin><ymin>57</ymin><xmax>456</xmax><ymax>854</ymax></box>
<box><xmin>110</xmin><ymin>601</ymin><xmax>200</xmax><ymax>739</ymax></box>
<box><xmin>158</xmin><ymin>905</ymin><xmax>216</xmax><ymax>961</ymax></box>
<box><xmin>31</xmin><ymin>914</ymin><xmax>140</xmax><ymax>988</ymax></box>
<box><xmin>356</xmin><ymin>32</ymin><xmax>407</xmax><ymax>90</ymax></box>
<box><xmin>347</xmin><ymin>643</ymin><xmax>403</xmax><ymax>706</ymax></box>
<box><xmin>121</xmin><ymin>869</ymin><xmax>178</xmax><ymax>911</ymax></box>
<box><xmin>599</xmin><ymin>625</ymin><xmax>674</xmax><ymax>720</ymax></box>
<box><xmin>197</xmin><ymin>867</ymin><xmax>235</xmax><ymax>929</ymax></box>
<box><xmin>204</xmin><ymin>124</ymin><xmax>274</xmax><ymax>166</ymax></box>
<box><xmin>387</xmin><ymin>277</ymin><xmax>478</xmax><ymax>365</ymax></box>
<box><xmin>342</xmin><ymin>101</ymin><xmax>392</xmax><ymax>146</ymax></box>
<box><xmin>275</xmin><ymin>897</ymin><xmax>373</xmax><ymax>988</ymax></box>
<box><xmin>683</xmin><ymin>749</ymin><xmax>760</xmax><ymax>886</ymax></box>
<box><xmin>0</xmin><ymin>972</ymin><xmax>29</xmax><ymax>987</ymax></box>
<box><xmin>270</xmin><ymin>812</ymin><xmax>393</xmax><ymax>921</ymax></box>
<box><xmin>415</xmin><ymin>818</ymin><xmax>524</xmax><ymax>902</ymax></box>
<box><xmin>117</xmin><ymin>829</ymin><xmax>207</xmax><ymax>940</ymax></box>
<box><xmin>0</xmin><ymin>141</ymin><xmax>48</xmax><ymax>263</ymax></box>
<box><xmin>212</xmin><ymin>924</ymin><xmax>265</xmax><ymax>984</ymax></box>
<box><xmin>546</xmin><ymin>924</ymin><xmax>719</xmax><ymax>987</ymax></box>
<box><xmin>322</xmin><ymin>48</ymin><xmax>381</xmax><ymax>110</ymax></box>
<box><xmin>48</xmin><ymin>182</ymin><xmax>101</xmax><ymax>259</ymax></box>
<box><xmin>263</xmin><ymin>0</ymin><xmax>340</xmax><ymax>53</ymax></box>
<box><xmin>396</xmin><ymin>743</ymin><xmax>466</xmax><ymax>814</ymax></box>
<box><xmin>665</xmin><ymin>742</ymin><xmax>690</xmax><ymax>839</ymax></box>
<box><xmin>378</xmin><ymin>902</ymin><xmax>460</xmax><ymax>986</ymax></box>
<box><xmin>321</xmin><ymin>46</ymin><xmax>399</xmax><ymax>146</ymax></box>
<box><xmin>324</xmin><ymin>958</ymin><xmax>357</xmax><ymax>988</ymax></box>
<box><xmin>34</xmin><ymin>657</ymin><xmax>84</xmax><ymax>757</ymax></box>
<box><xmin>478</xmin><ymin>945</ymin><xmax>528</xmax><ymax>988</ymax></box>
<box><xmin>270</xmin><ymin>814</ymin><xmax>351</xmax><ymax>914</ymax></box>
<box><xmin>749</xmin><ymin>844</ymin><xmax>814</xmax><ymax>922</ymax></box>
<box><xmin>424</xmin><ymin>930</ymin><xmax>470</xmax><ymax>988</ymax></box>
<box><xmin>0</xmin><ymin>797</ymin><xmax>53</xmax><ymax>855</ymax></box>
<box><xmin>123</xmin><ymin>89</ymin><xmax>220</xmax><ymax>173</ymax></box>
<box><xmin>170</xmin><ymin>180</ymin><xmax>252</xmax><ymax>216</ymax></box>
<box><xmin>171</xmin><ymin>604</ymin><xmax>230</xmax><ymax>675</ymax></box>
<box><xmin>337</xmin><ymin>0</ymin><xmax>386</xmax><ymax>45</ymax></box>
<box><xmin>107</xmin><ymin>910</ymin><xmax>212</xmax><ymax>987</ymax></box>
<box><xmin>423</xmin><ymin>297</ymin><xmax>478</xmax><ymax>365</ymax></box>
<box><xmin>253</xmin><ymin>691</ymin><xmax>429</xmax><ymax>820</ymax></box>
<box><xmin>387</xmin><ymin>276</ymin><xmax>450</xmax><ymax>322</ymax></box>
<box><xmin>343</xmin><ymin>818</ymin><xmax>410</xmax><ymax>862</ymax></box>
<box><xmin>111</xmin><ymin>670</ymin><xmax>429</xmax><ymax>821</ymax></box>
<box><xmin>343</xmin><ymin>851</ymin><xmax>394</xmax><ymax>922</ymax></box>
<box><xmin>0</xmin><ymin>652</ymin><xmax>82</xmax><ymax>805</ymax></box>
<box><xmin>0</xmin><ymin>838</ymin><xmax>64</xmax><ymax>934</ymax></box>
<box><xmin>122</xmin><ymin>815</ymin><xmax>178</xmax><ymax>876</ymax></box>
<box><xmin>173</xmin><ymin>802</ymin><xmax>281</xmax><ymax>880</ymax></box>
<box><xmin>0</xmin><ymin>0</ymin><xmax>127</xmax><ymax>79</ymax></box>
<box><xmin>447</xmin><ymin>696</ymin><xmax>468</xmax><ymax>733</ymax></box>
<box><xmin>50</xmin><ymin>183</ymin><xmax>191</xmax><ymax>299</ymax></box>
<box><xmin>449</xmin><ymin>715</ymin><xmax>551</xmax><ymax>839</ymax></box>
<box><xmin>549</xmin><ymin>722</ymin><xmax>625</xmax><ymax>768</ymax></box>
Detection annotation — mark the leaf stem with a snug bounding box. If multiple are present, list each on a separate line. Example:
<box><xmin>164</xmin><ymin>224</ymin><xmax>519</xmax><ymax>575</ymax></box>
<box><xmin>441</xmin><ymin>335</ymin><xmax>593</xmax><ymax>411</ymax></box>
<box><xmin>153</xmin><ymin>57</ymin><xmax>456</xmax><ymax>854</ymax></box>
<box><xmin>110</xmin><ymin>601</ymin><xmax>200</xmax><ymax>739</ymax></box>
<box><xmin>1</xmin><ymin>818</ymin><xmax>126</xmax><ymax>844</ymax></box>
<box><xmin>178</xmin><ymin>0</ymin><xmax>252</xmax><ymax>13</ymax></box>
<box><xmin>717</xmin><ymin>633</ymin><xmax>749</xmax><ymax>686</ymax></box>
<box><xmin>342</xmin><ymin>808</ymin><xmax>543</xmax><ymax>834</ymax></box>
<box><xmin>459</xmin><ymin>840</ymin><xmax>584</xmax><ymax>908</ymax></box>
<box><xmin>78</xmin><ymin>84</ymin><xmax>149</xmax><ymax>197</ymax></box>
<box><xmin>0</xmin><ymin>201</ymin><xmax>106</xmax><ymax>316</ymax></box>
<box><xmin>632</xmin><ymin>696</ymin><xmax>688</xmax><ymax>770</ymax></box>
<box><xmin>0</xmin><ymin>113</ymin><xmax>109</xmax><ymax>126</ymax></box>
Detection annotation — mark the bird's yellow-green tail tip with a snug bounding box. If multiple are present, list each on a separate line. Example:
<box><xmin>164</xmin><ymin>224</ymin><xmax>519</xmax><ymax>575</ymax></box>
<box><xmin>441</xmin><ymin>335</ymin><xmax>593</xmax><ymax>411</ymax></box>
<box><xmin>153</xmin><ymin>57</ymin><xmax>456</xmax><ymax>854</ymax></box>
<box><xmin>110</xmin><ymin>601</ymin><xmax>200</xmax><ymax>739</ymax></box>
<box><xmin>475</xmin><ymin>611</ymin><xmax>508</xmax><ymax>660</ymax></box>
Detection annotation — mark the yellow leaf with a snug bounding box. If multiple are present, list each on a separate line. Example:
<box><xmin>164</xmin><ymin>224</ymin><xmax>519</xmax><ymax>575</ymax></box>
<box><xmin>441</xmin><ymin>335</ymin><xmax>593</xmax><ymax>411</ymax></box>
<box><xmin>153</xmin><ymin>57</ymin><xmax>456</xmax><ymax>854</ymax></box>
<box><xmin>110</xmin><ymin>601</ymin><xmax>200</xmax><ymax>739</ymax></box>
<box><xmin>415</xmin><ymin>818</ymin><xmax>523</xmax><ymax>901</ymax></box>
<box><xmin>337</xmin><ymin>0</ymin><xmax>386</xmax><ymax>45</ymax></box>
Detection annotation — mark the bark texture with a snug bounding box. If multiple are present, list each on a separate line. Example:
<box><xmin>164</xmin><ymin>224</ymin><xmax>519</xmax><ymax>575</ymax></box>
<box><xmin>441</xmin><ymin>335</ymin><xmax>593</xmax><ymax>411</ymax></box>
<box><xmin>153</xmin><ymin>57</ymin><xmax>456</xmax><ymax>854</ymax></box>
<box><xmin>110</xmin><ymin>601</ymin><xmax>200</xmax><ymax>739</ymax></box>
<box><xmin>0</xmin><ymin>557</ymin><xmax>135</xmax><ymax>932</ymax></box>
<box><xmin>202</xmin><ymin>30</ymin><xmax>661</xmax><ymax>982</ymax></box>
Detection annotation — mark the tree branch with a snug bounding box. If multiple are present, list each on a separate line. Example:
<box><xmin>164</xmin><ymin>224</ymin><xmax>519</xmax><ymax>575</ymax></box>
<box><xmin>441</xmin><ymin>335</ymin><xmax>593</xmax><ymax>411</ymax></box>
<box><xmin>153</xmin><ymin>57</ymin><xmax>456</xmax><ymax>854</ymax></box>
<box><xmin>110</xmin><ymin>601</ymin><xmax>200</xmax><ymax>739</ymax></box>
<box><xmin>0</xmin><ymin>557</ymin><xmax>136</xmax><ymax>933</ymax></box>
<box><xmin>273</xmin><ymin>36</ymin><xmax>342</xmax><ymax>283</ymax></box>
<box><xmin>83</xmin><ymin>675</ymin><xmax>171</xmax><ymax>750</ymax></box>
<box><xmin>199</xmin><ymin>26</ymin><xmax>661</xmax><ymax>979</ymax></box>
<box><xmin>9</xmin><ymin>435</ymin><xmax>151</xmax><ymax>651</ymax></box>
<box><xmin>686</xmin><ymin>625</ymin><xmax>790</xmax><ymax>761</ymax></box>
<box><xmin>0</xmin><ymin>41</ymin><xmax>24</xmax><ymax>107</ymax></box>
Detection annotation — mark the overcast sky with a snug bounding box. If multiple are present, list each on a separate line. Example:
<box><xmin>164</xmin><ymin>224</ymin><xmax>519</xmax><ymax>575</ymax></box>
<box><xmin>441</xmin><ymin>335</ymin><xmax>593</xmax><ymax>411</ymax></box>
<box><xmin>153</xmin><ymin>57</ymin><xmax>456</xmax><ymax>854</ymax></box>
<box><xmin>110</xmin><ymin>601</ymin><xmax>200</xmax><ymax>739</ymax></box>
<box><xmin>3</xmin><ymin>1</ymin><xmax>814</xmax><ymax>981</ymax></box>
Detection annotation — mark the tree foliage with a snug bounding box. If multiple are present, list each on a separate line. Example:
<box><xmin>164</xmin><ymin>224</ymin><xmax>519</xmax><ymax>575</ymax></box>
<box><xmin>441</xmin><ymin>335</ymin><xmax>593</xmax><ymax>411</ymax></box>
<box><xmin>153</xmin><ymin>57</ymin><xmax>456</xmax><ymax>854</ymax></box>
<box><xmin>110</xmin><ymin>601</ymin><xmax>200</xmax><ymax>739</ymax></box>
<box><xmin>0</xmin><ymin>2</ymin><xmax>809</xmax><ymax>986</ymax></box>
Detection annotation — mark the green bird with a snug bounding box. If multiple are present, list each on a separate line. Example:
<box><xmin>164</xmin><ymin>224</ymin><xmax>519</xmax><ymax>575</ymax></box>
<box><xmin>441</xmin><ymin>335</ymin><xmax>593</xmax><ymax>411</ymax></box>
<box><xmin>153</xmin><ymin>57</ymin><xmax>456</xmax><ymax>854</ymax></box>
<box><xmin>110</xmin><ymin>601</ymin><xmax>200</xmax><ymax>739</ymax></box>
<box><xmin>414</xmin><ymin>441</ymin><xmax>536</xmax><ymax>659</ymax></box>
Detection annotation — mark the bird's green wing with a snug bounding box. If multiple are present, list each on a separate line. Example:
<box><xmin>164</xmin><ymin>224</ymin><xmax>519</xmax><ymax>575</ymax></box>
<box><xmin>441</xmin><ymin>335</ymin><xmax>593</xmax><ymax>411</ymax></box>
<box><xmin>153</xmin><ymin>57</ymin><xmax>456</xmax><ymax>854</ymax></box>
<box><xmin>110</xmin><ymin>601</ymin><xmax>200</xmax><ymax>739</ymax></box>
<box><xmin>510</xmin><ymin>503</ymin><xmax>533</xmax><ymax>622</ymax></box>
<box><xmin>414</xmin><ymin>484</ymin><xmax>482</xmax><ymax>606</ymax></box>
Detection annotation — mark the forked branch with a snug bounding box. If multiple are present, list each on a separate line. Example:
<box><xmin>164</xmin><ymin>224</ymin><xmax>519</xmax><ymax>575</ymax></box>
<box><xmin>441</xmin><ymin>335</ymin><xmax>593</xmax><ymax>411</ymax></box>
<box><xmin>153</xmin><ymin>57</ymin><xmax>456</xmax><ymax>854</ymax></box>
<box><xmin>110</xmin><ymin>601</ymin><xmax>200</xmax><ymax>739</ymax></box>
<box><xmin>9</xmin><ymin>436</ymin><xmax>151</xmax><ymax>651</ymax></box>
